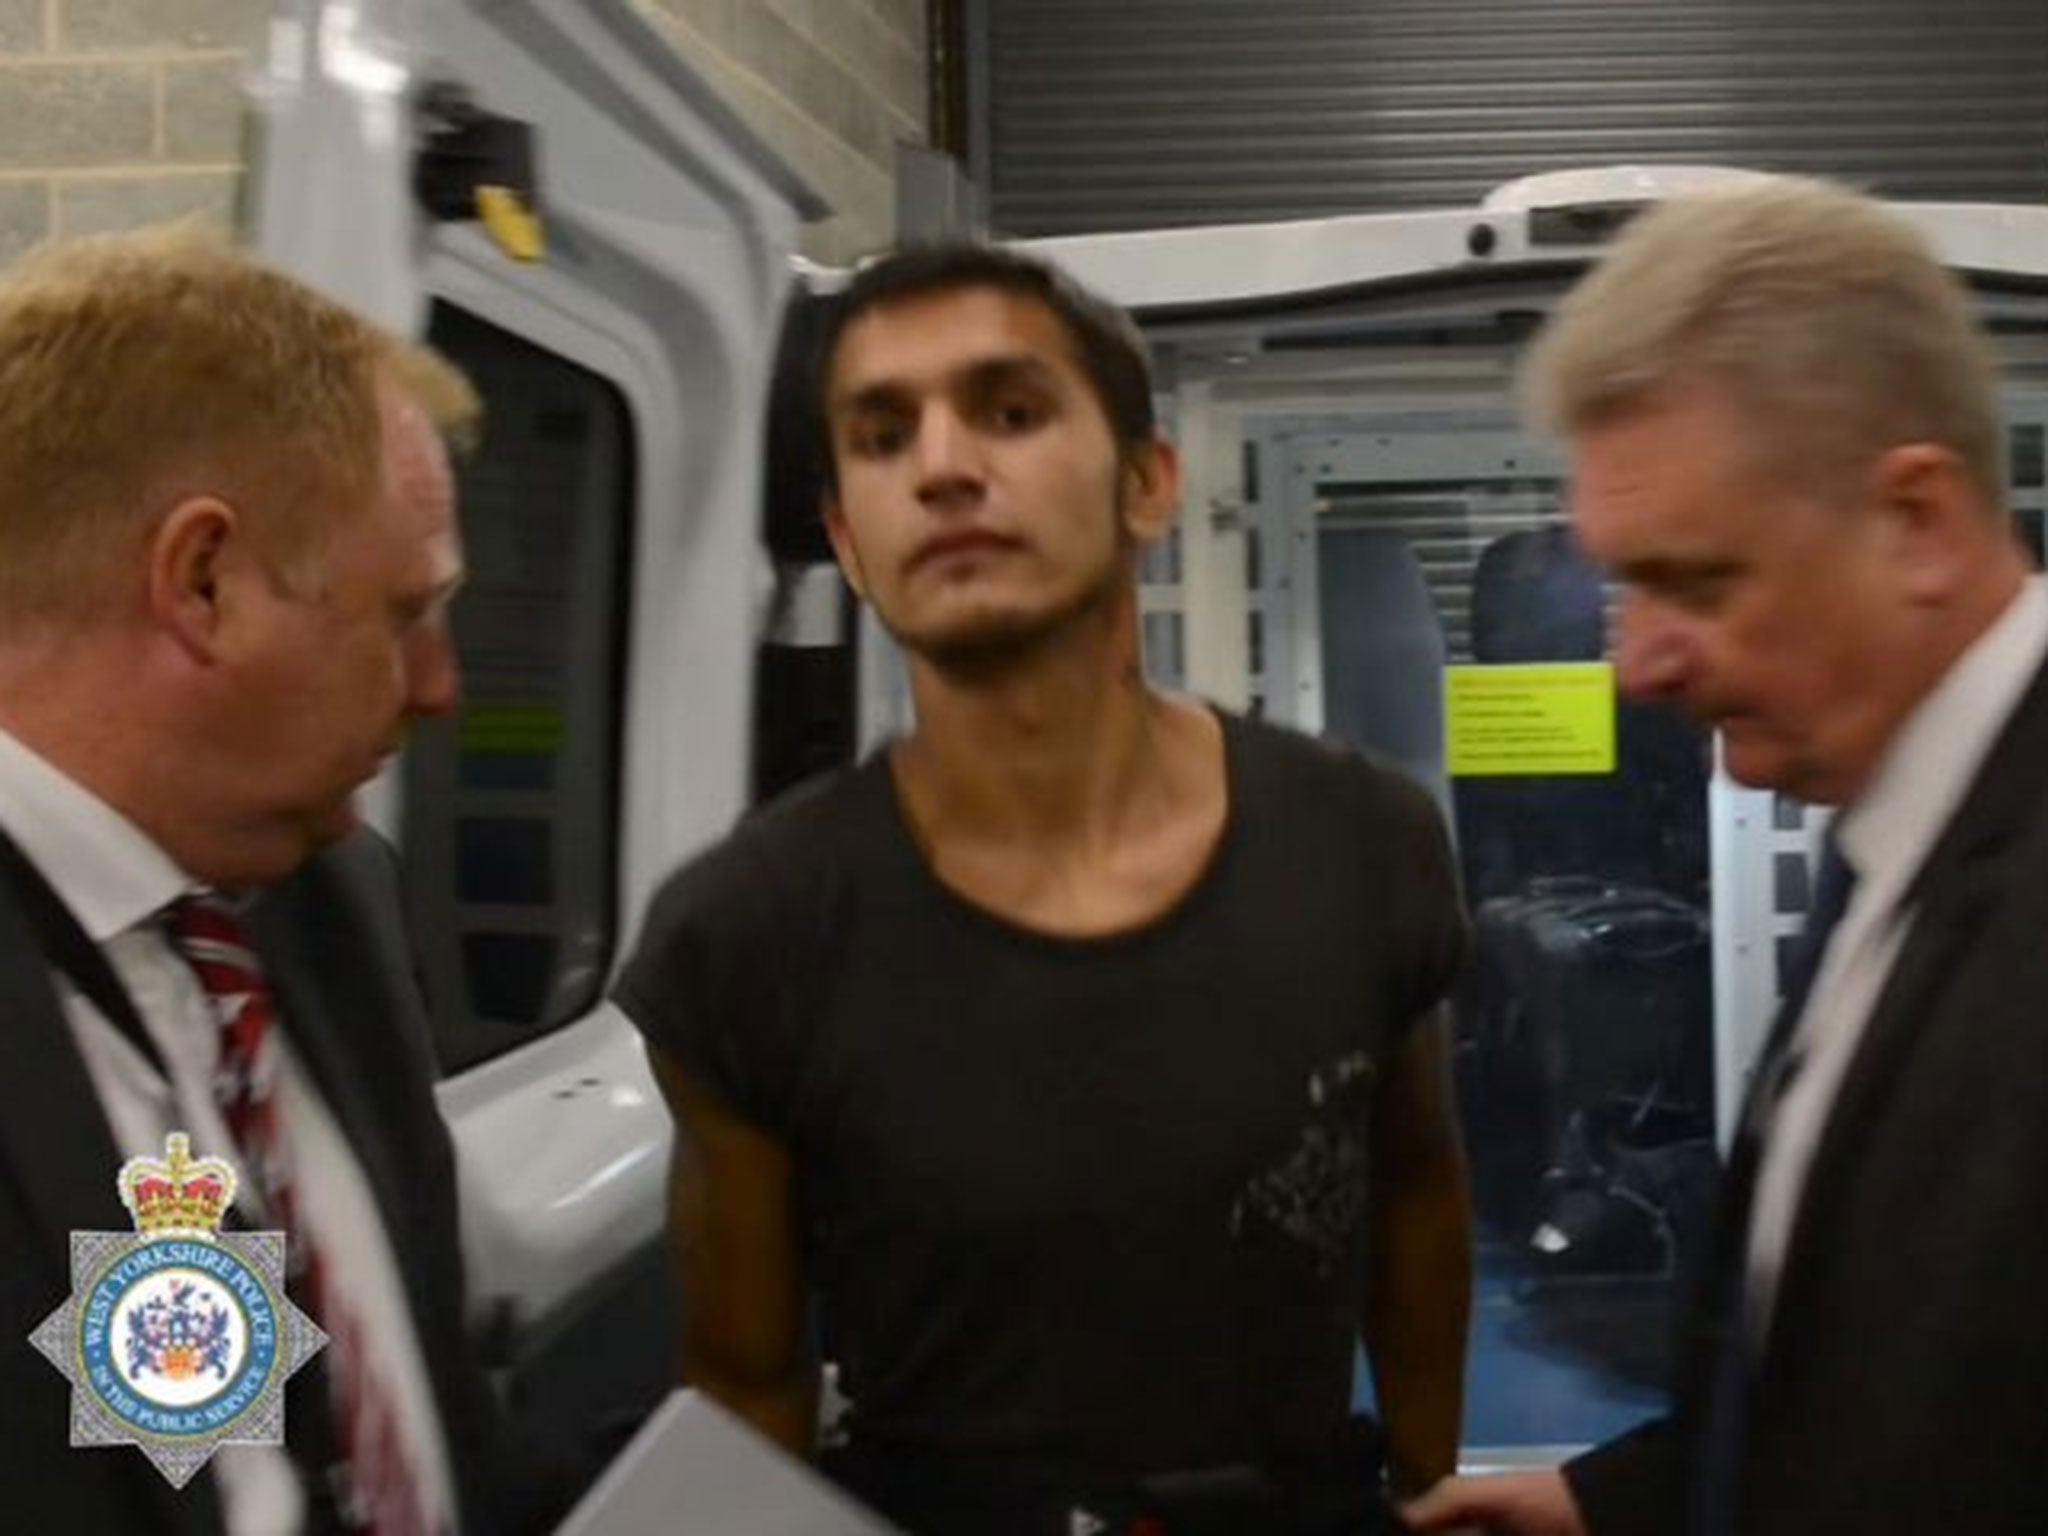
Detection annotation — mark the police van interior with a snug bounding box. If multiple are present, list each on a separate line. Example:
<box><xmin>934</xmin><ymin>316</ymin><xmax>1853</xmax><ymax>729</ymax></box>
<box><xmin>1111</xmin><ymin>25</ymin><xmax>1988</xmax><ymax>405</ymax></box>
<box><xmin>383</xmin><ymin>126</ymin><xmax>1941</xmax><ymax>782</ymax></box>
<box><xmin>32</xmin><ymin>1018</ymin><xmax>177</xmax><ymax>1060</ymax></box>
<box><xmin>245</xmin><ymin>0</ymin><xmax>2048</xmax><ymax>1497</ymax></box>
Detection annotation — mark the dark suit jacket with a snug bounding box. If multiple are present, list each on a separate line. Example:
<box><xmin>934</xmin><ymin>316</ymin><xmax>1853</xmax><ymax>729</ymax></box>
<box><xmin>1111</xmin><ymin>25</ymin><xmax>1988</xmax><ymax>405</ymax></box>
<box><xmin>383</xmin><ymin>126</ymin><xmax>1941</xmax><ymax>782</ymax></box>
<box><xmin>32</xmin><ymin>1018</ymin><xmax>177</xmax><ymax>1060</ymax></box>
<box><xmin>1566</xmin><ymin>654</ymin><xmax>2048</xmax><ymax>1534</ymax></box>
<box><xmin>0</xmin><ymin>830</ymin><xmax>513</xmax><ymax>1535</ymax></box>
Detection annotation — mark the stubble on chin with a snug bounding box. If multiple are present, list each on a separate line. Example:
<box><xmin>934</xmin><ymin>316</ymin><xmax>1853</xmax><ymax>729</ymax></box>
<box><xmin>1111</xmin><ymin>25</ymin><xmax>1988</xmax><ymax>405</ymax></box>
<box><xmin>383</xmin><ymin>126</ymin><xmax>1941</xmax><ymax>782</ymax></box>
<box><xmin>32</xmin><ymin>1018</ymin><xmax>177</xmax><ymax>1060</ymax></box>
<box><xmin>910</xmin><ymin>575</ymin><xmax>1126</xmax><ymax>683</ymax></box>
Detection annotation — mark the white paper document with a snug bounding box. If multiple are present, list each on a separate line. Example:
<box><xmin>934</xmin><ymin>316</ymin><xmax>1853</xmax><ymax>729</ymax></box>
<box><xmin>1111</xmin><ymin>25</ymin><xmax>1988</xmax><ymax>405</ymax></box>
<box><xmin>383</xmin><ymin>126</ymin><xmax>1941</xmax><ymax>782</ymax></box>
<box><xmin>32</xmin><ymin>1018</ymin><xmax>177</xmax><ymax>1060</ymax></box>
<box><xmin>554</xmin><ymin>1390</ymin><xmax>904</xmax><ymax>1535</ymax></box>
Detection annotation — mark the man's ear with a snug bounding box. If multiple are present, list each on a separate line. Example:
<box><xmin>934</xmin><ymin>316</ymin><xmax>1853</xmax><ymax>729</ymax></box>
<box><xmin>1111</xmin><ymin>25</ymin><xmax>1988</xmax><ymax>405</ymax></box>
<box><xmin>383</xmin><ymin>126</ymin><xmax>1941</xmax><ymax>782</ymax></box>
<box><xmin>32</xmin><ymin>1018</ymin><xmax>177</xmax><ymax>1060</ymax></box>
<box><xmin>1119</xmin><ymin>436</ymin><xmax>1182</xmax><ymax>547</ymax></box>
<box><xmin>1868</xmin><ymin>443</ymin><xmax>1985</xmax><ymax>606</ymax></box>
<box><xmin>146</xmin><ymin>497</ymin><xmax>245</xmax><ymax>660</ymax></box>
<box><xmin>823</xmin><ymin>492</ymin><xmax>869</xmax><ymax>601</ymax></box>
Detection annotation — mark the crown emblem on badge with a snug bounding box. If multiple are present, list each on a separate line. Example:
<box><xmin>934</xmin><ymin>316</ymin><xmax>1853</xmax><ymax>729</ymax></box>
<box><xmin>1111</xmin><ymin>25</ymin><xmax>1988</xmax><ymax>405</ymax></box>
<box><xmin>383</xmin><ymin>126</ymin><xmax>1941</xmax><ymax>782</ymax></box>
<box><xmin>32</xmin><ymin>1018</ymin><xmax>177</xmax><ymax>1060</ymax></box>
<box><xmin>118</xmin><ymin>1133</ymin><xmax>237</xmax><ymax>1238</ymax></box>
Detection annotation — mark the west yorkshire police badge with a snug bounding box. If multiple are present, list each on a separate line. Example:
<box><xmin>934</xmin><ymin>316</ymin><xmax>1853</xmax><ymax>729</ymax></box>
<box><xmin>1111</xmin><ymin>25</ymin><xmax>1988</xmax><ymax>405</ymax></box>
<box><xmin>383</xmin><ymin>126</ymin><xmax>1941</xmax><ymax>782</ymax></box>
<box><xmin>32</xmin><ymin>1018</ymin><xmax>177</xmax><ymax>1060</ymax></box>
<box><xmin>29</xmin><ymin>1133</ymin><xmax>326</xmax><ymax>1487</ymax></box>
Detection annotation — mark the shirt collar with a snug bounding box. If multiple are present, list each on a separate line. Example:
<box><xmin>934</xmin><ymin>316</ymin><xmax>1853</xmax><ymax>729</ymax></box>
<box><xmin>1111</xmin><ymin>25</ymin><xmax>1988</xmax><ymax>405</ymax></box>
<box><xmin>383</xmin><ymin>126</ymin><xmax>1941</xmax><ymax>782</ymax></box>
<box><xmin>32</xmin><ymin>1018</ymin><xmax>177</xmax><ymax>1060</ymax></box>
<box><xmin>1837</xmin><ymin>576</ymin><xmax>2048</xmax><ymax>898</ymax></box>
<box><xmin>0</xmin><ymin>725</ymin><xmax>195</xmax><ymax>942</ymax></box>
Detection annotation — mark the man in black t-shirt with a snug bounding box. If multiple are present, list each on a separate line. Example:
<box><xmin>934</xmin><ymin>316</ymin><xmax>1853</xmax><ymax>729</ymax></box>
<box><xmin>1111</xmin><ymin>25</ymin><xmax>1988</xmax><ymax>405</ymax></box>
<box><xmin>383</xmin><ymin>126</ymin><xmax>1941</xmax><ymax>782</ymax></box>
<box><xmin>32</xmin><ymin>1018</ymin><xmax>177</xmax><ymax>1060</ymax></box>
<box><xmin>614</xmin><ymin>243</ymin><xmax>1473</xmax><ymax>1533</ymax></box>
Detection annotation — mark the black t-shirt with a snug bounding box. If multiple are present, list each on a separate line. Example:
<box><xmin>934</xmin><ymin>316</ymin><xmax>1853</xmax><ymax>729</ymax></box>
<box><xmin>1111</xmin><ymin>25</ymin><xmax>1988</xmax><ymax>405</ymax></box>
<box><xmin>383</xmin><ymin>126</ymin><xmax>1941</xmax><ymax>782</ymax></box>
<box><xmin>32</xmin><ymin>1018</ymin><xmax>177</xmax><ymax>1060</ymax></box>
<box><xmin>614</xmin><ymin>711</ymin><xmax>1465</xmax><ymax>1486</ymax></box>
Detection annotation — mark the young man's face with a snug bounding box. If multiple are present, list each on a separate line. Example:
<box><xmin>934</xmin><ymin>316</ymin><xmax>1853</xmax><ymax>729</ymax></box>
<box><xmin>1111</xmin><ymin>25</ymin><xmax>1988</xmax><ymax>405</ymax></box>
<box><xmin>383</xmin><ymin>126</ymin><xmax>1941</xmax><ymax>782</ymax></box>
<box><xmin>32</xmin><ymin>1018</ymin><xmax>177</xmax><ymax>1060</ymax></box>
<box><xmin>822</xmin><ymin>285</ymin><xmax>1175</xmax><ymax>668</ymax></box>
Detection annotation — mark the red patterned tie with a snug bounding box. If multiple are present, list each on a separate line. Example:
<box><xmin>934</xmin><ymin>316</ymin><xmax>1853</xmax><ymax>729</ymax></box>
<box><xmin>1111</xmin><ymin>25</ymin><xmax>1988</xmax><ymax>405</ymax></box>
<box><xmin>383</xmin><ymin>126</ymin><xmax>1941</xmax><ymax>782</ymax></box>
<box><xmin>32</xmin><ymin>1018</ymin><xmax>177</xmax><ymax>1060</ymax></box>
<box><xmin>166</xmin><ymin>892</ymin><xmax>437</xmax><ymax>1536</ymax></box>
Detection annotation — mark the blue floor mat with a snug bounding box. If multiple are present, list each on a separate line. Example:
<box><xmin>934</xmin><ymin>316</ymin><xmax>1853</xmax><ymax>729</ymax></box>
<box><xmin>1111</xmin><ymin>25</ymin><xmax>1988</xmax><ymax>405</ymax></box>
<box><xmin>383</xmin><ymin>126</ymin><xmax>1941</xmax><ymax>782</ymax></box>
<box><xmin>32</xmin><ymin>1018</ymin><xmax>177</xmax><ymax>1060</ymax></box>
<box><xmin>1355</xmin><ymin>1243</ymin><xmax>1667</xmax><ymax>1450</ymax></box>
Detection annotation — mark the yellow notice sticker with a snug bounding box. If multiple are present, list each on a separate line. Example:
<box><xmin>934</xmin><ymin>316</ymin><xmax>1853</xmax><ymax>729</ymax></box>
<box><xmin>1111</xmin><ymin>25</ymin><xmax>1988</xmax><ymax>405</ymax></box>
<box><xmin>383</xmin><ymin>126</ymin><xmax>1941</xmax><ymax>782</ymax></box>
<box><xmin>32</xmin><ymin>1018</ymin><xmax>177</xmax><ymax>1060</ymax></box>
<box><xmin>1445</xmin><ymin>662</ymin><xmax>1617</xmax><ymax>777</ymax></box>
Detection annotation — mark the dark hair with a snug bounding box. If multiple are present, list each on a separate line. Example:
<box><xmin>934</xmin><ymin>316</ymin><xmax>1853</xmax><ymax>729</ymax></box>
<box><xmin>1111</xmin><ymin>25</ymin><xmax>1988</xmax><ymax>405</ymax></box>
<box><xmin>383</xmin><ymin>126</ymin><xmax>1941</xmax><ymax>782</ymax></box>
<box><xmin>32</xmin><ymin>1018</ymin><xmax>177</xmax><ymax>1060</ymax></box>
<box><xmin>813</xmin><ymin>241</ymin><xmax>1157</xmax><ymax>490</ymax></box>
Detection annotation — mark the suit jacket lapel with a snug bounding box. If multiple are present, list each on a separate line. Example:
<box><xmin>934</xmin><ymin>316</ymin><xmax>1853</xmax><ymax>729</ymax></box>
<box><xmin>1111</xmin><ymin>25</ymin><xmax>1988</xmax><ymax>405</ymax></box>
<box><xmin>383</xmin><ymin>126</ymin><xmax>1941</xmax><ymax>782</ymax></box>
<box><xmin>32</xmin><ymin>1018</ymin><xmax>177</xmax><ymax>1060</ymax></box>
<box><xmin>1768</xmin><ymin>654</ymin><xmax>2048</xmax><ymax>1353</ymax></box>
<box><xmin>242</xmin><ymin>868</ymin><xmax>407</xmax><ymax>1219</ymax></box>
<box><xmin>0</xmin><ymin>879</ymin><xmax>132</xmax><ymax>1275</ymax></box>
<box><xmin>1671</xmin><ymin>984</ymin><xmax>1803</xmax><ymax>1412</ymax></box>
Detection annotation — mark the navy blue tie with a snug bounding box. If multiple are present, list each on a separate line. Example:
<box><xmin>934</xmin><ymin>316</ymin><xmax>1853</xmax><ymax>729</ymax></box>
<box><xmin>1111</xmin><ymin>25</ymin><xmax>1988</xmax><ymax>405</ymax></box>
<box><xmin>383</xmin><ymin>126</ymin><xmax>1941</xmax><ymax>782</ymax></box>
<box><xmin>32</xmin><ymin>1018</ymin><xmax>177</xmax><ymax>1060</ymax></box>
<box><xmin>1690</xmin><ymin>833</ymin><xmax>1858</xmax><ymax>1535</ymax></box>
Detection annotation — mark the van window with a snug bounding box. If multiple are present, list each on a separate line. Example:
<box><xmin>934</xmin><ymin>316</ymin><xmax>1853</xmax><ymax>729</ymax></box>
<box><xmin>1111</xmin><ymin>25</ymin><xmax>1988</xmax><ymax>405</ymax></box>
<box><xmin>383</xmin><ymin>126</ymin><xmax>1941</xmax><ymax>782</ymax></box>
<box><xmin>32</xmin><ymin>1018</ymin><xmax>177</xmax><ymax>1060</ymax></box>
<box><xmin>401</xmin><ymin>302</ymin><xmax>635</xmax><ymax>1075</ymax></box>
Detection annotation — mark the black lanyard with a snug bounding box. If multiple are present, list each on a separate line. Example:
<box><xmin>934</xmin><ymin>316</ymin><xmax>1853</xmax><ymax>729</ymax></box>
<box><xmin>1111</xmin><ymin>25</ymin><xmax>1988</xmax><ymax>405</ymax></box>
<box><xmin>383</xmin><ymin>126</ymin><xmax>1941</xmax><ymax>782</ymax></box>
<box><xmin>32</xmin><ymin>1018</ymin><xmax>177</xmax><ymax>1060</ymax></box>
<box><xmin>0</xmin><ymin>833</ymin><xmax>171</xmax><ymax>1079</ymax></box>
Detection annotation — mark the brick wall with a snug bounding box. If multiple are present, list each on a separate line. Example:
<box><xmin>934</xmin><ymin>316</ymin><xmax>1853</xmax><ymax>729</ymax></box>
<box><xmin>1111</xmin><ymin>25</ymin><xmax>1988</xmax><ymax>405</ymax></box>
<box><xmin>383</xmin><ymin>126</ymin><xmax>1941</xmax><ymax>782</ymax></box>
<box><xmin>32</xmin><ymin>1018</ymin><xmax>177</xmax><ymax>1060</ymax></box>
<box><xmin>0</xmin><ymin>0</ymin><xmax>926</xmax><ymax>267</ymax></box>
<box><xmin>635</xmin><ymin>0</ymin><xmax>928</xmax><ymax>261</ymax></box>
<box><xmin>0</xmin><ymin>0</ymin><xmax>262</xmax><ymax>261</ymax></box>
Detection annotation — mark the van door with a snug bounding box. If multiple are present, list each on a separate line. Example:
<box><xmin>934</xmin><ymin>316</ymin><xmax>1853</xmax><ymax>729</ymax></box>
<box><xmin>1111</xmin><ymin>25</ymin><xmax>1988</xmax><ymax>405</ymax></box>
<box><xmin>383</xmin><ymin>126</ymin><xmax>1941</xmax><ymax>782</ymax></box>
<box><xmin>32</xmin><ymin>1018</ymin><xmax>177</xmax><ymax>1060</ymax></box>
<box><xmin>241</xmin><ymin>0</ymin><xmax>819</xmax><ymax>1448</ymax></box>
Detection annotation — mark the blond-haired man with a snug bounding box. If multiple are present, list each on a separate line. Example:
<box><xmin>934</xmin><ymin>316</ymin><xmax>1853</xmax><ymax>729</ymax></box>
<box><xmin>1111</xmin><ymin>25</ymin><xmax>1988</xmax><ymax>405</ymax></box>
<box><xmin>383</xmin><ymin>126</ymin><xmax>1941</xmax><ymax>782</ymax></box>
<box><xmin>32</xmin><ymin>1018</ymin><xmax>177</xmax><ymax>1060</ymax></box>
<box><xmin>1408</xmin><ymin>179</ymin><xmax>2048</xmax><ymax>1535</ymax></box>
<box><xmin>0</xmin><ymin>228</ymin><xmax>511</xmax><ymax>1534</ymax></box>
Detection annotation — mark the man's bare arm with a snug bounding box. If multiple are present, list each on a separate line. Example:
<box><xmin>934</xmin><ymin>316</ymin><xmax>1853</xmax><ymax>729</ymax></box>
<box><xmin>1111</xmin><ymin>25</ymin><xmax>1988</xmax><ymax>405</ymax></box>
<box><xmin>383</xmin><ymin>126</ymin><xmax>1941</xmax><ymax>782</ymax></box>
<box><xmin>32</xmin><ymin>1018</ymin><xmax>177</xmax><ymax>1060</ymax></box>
<box><xmin>648</xmin><ymin>1047</ymin><xmax>819</xmax><ymax>1456</ymax></box>
<box><xmin>1362</xmin><ymin>1005</ymin><xmax>1474</xmax><ymax>1496</ymax></box>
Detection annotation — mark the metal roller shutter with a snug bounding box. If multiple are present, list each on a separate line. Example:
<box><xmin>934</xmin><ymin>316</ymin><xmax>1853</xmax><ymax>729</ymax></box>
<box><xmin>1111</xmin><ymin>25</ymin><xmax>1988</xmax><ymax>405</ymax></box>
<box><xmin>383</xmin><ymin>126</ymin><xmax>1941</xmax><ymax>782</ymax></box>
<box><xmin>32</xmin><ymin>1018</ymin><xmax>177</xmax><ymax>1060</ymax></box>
<box><xmin>979</xmin><ymin>0</ymin><xmax>2048</xmax><ymax>236</ymax></box>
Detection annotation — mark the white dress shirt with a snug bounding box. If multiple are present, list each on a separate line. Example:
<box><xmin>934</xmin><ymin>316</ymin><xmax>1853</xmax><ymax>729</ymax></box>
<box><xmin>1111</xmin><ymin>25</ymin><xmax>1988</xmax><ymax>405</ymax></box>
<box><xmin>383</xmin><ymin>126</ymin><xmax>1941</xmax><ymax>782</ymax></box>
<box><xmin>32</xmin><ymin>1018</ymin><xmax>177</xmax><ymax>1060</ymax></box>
<box><xmin>1746</xmin><ymin>577</ymin><xmax>2048</xmax><ymax>1332</ymax></box>
<box><xmin>0</xmin><ymin>726</ymin><xmax>459</xmax><ymax>1536</ymax></box>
